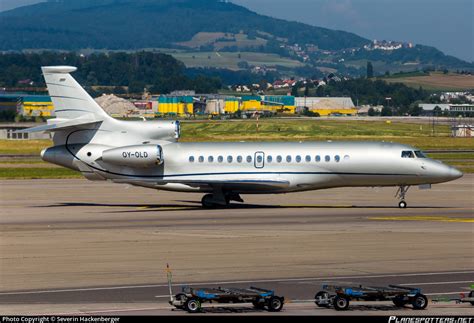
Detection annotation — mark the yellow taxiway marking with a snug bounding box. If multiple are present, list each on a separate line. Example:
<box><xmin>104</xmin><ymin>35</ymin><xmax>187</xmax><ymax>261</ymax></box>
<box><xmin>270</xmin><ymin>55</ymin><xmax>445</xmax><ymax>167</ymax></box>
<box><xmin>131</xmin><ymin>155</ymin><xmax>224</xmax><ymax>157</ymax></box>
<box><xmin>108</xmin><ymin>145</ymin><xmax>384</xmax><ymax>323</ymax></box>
<box><xmin>369</xmin><ymin>216</ymin><xmax>474</xmax><ymax>223</ymax></box>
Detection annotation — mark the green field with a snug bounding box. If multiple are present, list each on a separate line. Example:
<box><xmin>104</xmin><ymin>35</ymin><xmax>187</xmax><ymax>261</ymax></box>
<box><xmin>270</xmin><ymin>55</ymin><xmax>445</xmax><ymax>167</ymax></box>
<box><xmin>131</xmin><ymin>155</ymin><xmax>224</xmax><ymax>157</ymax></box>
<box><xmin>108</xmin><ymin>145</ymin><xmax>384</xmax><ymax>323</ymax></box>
<box><xmin>1</xmin><ymin>119</ymin><xmax>472</xmax><ymax>178</ymax></box>
<box><xmin>381</xmin><ymin>72</ymin><xmax>474</xmax><ymax>91</ymax></box>
<box><xmin>170</xmin><ymin>51</ymin><xmax>304</xmax><ymax>70</ymax></box>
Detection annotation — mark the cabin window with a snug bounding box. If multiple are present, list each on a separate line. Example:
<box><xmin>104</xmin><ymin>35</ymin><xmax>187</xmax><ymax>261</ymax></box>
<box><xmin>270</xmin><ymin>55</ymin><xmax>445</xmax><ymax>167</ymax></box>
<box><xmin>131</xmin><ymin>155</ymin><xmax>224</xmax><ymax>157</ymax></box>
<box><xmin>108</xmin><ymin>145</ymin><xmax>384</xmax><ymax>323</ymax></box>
<box><xmin>227</xmin><ymin>156</ymin><xmax>233</xmax><ymax>163</ymax></box>
<box><xmin>218</xmin><ymin>156</ymin><xmax>224</xmax><ymax>163</ymax></box>
<box><xmin>277</xmin><ymin>155</ymin><xmax>282</xmax><ymax>163</ymax></box>
<box><xmin>305</xmin><ymin>155</ymin><xmax>311</xmax><ymax>162</ymax></box>
<box><xmin>325</xmin><ymin>155</ymin><xmax>330</xmax><ymax>162</ymax></box>
<box><xmin>401</xmin><ymin>151</ymin><xmax>415</xmax><ymax>158</ymax></box>
<box><xmin>246</xmin><ymin>155</ymin><xmax>252</xmax><ymax>163</ymax></box>
<box><xmin>315</xmin><ymin>155</ymin><xmax>321</xmax><ymax>162</ymax></box>
<box><xmin>414</xmin><ymin>151</ymin><xmax>427</xmax><ymax>158</ymax></box>
<box><xmin>296</xmin><ymin>155</ymin><xmax>302</xmax><ymax>163</ymax></box>
<box><xmin>208</xmin><ymin>156</ymin><xmax>214</xmax><ymax>163</ymax></box>
<box><xmin>189</xmin><ymin>156</ymin><xmax>195</xmax><ymax>163</ymax></box>
<box><xmin>237</xmin><ymin>156</ymin><xmax>243</xmax><ymax>163</ymax></box>
<box><xmin>267</xmin><ymin>155</ymin><xmax>273</xmax><ymax>163</ymax></box>
<box><xmin>335</xmin><ymin>155</ymin><xmax>340</xmax><ymax>162</ymax></box>
<box><xmin>198</xmin><ymin>156</ymin><xmax>204</xmax><ymax>163</ymax></box>
<box><xmin>344</xmin><ymin>155</ymin><xmax>350</xmax><ymax>160</ymax></box>
<box><xmin>256</xmin><ymin>155</ymin><xmax>263</xmax><ymax>163</ymax></box>
<box><xmin>286</xmin><ymin>155</ymin><xmax>292</xmax><ymax>162</ymax></box>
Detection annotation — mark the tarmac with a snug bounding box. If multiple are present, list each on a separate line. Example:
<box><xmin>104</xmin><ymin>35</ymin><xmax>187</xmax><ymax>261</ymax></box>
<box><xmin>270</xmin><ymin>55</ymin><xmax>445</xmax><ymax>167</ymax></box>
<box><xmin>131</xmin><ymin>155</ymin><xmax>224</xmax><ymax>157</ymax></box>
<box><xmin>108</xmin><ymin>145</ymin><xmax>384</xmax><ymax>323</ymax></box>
<box><xmin>0</xmin><ymin>176</ymin><xmax>473</xmax><ymax>315</ymax></box>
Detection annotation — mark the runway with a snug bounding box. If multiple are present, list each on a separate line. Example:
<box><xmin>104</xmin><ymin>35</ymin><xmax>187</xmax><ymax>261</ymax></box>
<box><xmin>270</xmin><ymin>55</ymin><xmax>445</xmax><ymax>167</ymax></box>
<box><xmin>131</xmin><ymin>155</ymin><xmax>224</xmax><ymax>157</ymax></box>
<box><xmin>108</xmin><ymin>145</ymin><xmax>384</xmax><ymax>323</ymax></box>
<box><xmin>0</xmin><ymin>176</ymin><xmax>473</xmax><ymax>315</ymax></box>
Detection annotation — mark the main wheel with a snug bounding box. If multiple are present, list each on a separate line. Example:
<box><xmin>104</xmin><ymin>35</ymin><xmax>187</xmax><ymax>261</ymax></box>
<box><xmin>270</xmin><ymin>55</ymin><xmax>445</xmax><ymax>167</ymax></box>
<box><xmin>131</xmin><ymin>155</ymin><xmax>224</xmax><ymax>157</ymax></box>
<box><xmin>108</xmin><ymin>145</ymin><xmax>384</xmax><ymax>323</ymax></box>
<box><xmin>412</xmin><ymin>293</ymin><xmax>428</xmax><ymax>310</ymax></box>
<box><xmin>184</xmin><ymin>298</ymin><xmax>202</xmax><ymax>313</ymax></box>
<box><xmin>333</xmin><ymin>295</ymin><xmax>350</xmax><ymax>311</ymax></box>
<box><xmin>399</xmin><ymin>201</ymin><xmax>407</xmax><ymax>208</ymax></box>
<box><xmin>266</xmin><ymin>296</ymin><xmax>284</xmax><ymax>312</ymax></box>
<box><xmin>315</xmin><ymin>291</ymin><xmax>330</xmax><ymax>308</ymax></box>
<box><xmin>201</xmin><ymin>194</ymin><xmax>215</xmax><ymax>208</ymax></box>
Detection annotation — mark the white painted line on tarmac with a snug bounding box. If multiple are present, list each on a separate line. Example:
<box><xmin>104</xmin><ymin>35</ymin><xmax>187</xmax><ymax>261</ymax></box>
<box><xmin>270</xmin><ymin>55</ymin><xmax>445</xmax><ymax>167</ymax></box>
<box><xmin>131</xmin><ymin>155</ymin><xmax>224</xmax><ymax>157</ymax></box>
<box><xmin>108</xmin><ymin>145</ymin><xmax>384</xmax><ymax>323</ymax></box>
<box><xmin>1</xmin><ymin>271</ymin><xmax>473</xmax><ymax>296</ymax></box>
<box><xmin>399</xmin><ymin>280</ymin><xmax>473</xmax><ymax>286</ymax></box>
<box><xmin>425</xmin><ymin>291</ymin><xmax>467</xmax><ymax>296</ymax></box>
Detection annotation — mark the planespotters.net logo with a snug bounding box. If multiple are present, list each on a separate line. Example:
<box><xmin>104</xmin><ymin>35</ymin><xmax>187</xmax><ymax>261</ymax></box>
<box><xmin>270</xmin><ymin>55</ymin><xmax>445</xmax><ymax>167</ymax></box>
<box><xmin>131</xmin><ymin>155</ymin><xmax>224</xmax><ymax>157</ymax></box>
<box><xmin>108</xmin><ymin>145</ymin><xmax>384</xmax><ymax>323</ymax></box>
<box><xmin>389</xmin><ymin>317</ymin><xmax>474</xmax><ymax>323</ymax></box>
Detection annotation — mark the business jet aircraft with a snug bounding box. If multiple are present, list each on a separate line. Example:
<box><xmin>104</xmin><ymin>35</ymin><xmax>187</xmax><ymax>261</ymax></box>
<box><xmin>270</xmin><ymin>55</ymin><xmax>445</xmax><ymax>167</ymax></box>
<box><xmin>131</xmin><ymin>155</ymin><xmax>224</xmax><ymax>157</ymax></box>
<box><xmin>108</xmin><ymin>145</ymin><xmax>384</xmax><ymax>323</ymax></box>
<box><xmin>21</xmin><ymin>66</ymin><xmax>463</xmax><ymax>208</ymax></box>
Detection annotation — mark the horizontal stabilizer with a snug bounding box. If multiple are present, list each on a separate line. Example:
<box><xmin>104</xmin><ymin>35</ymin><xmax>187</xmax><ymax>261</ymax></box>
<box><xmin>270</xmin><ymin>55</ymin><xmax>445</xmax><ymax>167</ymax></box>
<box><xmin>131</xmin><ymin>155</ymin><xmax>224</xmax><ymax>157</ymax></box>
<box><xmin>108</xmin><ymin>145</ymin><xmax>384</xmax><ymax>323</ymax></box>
<box><xmin>15</xmin><ymin>114</ymin><xmax>103</xmax><ymax>133</ymax></box>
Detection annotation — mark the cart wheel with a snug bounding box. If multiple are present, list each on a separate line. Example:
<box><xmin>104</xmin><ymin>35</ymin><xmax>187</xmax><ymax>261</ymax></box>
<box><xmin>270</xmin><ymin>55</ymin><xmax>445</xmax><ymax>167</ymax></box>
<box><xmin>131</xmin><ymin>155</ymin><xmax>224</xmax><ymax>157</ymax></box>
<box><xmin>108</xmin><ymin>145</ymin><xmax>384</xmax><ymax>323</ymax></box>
<box><xmin>252</xmin><ymin>300</ymin><xmax>266</xmax><ymax>310</ymax></box>
<box><xmin>266</xmin><ymin>296</ymin><xmax>284</xmax><ymax>312</ymax></box>
<box><xmin>184</xmin><ymin>298</ymin><xmax>202</xmax><ymax>313</ymax></box>
<box><xmin>469</xmin><ymin>291</ymin><xmax>474</xmax><ymax>306</ymax></box>
<box><xmin>333</xmin><ymin>295</ymin><xmax>350</xmax><ymax>311</ymax></box>
<box><xmin>392</xmin><ymin>296</ymin><xmax>407</xmax><ymax>307</ymax></box>
<box><xmin>412</xmin><ymin>294</ymin><xmax>428</xmax><ymax>310</ymax></box>
<box><xmin>174</xmin><ymin>293</ymin><xmax>187</xmax><ymax>309</ymax></box>
<box><xmin>315</xmin><ymin>291</ymin><xmax>330</xmax><ymax>308</ymax></box>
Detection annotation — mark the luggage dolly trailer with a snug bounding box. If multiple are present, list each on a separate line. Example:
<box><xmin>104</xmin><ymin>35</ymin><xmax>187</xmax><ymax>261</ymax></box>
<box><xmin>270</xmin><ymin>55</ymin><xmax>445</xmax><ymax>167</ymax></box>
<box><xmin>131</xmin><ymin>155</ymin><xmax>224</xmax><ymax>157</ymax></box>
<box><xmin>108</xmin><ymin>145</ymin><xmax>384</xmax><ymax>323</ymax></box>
<box><xmin>165</xmin><ymin>263</ymin><xmax>283</xmax><ymax>313</ymax></box>
<box><xmin>170</xmin><ymin>286</ymin><xmax>285</xmax><ymax>313</ymax></box>
<box><xmin>314</xmin><ymin>284</ymin><xmax>428</xmax><ymax>311</ymax></box>
<box><xmin>457</xmin><ymin>290</ymin><xmax>474</xmax><ymax>306</ymax></box>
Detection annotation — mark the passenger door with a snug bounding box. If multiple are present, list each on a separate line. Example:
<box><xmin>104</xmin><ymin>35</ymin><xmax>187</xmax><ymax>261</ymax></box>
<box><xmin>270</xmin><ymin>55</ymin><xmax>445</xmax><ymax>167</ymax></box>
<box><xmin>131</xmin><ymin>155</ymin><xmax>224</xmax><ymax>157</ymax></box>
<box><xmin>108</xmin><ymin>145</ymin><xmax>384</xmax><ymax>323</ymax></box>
<box><xmin>254</xmin><ymin>151</ymin><xmax>265</xmax><ymax>169</ymax></box>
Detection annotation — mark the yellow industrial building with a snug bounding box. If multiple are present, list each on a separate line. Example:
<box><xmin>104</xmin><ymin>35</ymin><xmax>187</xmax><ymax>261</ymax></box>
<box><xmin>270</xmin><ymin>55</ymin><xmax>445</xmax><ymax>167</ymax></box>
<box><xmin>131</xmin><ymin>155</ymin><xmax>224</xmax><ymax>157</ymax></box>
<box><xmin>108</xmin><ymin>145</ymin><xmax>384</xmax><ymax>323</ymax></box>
<box><xmin>21</xmin><ymin>96</ymin><xmax>54</xmax><ymax>117</ymax></box>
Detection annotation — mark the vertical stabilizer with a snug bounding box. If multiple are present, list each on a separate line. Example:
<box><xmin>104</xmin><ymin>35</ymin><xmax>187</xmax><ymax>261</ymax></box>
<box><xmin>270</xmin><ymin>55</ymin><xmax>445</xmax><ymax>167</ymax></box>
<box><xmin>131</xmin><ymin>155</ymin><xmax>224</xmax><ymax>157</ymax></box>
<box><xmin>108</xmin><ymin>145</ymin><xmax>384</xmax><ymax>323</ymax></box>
<box><xmin>42</xmin><ymin>66</ymin><xmax>109</xmax><ymax>120</ymax></box>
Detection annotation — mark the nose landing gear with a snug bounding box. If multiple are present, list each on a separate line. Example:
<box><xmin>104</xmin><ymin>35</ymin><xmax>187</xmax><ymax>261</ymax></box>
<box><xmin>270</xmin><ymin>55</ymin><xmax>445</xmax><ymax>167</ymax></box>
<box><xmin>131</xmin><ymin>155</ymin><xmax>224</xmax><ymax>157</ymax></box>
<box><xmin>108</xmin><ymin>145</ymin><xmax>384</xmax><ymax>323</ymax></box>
<box><xmin>396</xmin><ymin>185</ymin><xmax>410</xmax><ymax>208</ymax></box>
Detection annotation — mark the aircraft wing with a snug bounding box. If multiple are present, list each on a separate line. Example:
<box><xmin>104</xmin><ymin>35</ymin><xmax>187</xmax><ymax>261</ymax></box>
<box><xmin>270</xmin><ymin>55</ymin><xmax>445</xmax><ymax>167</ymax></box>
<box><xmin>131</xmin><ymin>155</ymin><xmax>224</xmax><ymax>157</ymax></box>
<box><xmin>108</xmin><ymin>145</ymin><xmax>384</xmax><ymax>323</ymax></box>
<box><xmin>112</xmin><ymin>178</ymin><xmax>290</xmax><ymax>190</ymax></box>
<box><xmin>169</xmin><ymin>179</ymin><xmax>290</xmax><ymax>190</ymax></box>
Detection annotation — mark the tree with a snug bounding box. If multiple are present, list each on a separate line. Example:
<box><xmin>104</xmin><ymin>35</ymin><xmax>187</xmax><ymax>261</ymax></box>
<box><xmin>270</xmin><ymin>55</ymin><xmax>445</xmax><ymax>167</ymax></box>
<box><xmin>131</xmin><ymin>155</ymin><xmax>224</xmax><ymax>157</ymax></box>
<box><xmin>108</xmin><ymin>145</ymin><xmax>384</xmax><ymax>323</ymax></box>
<box><xmin>291</xmin><ymin>83</ymin><xmax>299</xmax><ymax>97</ymax></box>
<box><xmin>366</xmin><ymin>61</ymin><xmax>374</xmax><ymax>78</ymax></box>
<box><xmin>381</xmin><ymin>106</ymin><xmax>392</xmax><ymax>116</ymax></box>
<box><xmin>304</xmin><ymin>82</ymin><xmax>310</xmax><ymax>97</ymax></box>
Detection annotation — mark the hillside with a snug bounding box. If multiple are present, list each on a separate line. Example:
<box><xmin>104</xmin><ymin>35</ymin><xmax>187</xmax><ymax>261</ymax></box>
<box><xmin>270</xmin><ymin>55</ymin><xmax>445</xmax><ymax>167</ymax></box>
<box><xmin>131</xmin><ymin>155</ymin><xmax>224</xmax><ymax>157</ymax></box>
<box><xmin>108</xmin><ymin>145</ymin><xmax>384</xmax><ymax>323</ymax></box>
<box><xmin>381</xmin><ymin>72</ymin><xmax>474</xmax><ymax>91</ymax></box>
<box><xmin>0</xmin><ymin>0</ymin><xmax>472</xmax><ymax>75</ymax></box>
<box><xmin>0</xmin><ymin>0</ymin><xmax>367</xmax><ymax>51</ymax></box>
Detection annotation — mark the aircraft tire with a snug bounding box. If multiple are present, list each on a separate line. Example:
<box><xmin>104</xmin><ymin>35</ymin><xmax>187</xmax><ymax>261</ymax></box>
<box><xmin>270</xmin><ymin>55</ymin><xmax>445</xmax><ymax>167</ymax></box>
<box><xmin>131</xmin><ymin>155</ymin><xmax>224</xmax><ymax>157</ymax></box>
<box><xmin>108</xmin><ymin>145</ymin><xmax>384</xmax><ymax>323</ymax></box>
<box><xmin>201</xmin><ymin>194</ymin><xmax>215</xmax><ymax>208</ymax></box>
<box><xmin>399</xmin><ymin>201</ymin><xmax>407</xmax><ymax>208</ymax></box>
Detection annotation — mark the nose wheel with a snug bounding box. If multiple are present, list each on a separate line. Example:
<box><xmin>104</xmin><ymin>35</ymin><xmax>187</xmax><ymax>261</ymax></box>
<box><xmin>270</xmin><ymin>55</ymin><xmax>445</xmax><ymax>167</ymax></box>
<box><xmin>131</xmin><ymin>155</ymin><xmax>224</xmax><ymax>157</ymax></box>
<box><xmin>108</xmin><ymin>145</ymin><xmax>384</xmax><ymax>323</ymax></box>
<box><xmin>395</xmin><ymin>185</ymin><xmax>410</xmax><ymax>208</ymax></box>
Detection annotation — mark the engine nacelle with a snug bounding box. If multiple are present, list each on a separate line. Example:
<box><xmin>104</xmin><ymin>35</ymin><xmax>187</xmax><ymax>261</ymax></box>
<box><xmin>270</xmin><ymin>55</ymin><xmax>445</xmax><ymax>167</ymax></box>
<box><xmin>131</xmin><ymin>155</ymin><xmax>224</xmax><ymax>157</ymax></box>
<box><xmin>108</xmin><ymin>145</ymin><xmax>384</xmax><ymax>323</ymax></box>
<box><xmin>102</xmin><ymin>144</ymin><xmax>163</xmax><ymax>168</ymax></box>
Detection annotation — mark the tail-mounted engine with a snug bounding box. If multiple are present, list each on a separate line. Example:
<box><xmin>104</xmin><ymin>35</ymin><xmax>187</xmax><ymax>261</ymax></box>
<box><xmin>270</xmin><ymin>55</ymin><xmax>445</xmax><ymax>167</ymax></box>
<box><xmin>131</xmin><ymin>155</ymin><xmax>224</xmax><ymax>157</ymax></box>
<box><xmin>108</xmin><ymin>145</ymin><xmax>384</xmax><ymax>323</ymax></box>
<box><xmin>102</xmin><ymin>144</ymin><xmax>163</xmax><ymax>168</ymax></box>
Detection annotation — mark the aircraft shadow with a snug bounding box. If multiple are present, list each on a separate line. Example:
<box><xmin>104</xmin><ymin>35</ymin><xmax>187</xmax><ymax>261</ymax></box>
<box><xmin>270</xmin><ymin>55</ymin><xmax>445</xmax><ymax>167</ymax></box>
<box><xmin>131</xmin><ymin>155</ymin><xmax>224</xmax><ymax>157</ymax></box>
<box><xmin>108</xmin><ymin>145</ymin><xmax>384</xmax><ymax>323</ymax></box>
<box><xmin>35</xmin><ymin>201</ymin><xmax>452</xmax><ymax>212</ymax></box>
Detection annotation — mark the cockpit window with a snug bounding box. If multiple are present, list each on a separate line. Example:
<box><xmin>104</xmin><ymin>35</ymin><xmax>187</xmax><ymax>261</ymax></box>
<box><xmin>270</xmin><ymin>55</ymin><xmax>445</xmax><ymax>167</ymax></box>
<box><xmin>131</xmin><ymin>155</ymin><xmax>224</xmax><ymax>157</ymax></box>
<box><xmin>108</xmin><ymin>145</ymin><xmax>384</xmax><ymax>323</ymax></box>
<box><xmin>414</xmin><ymin>151</ymin><xmax>427</xmax><ymax>158</ymax></box>
<box><xmin>401</xmin><ymin>151</ymin><xmax>415</xmax><ymax>158</ymax></box>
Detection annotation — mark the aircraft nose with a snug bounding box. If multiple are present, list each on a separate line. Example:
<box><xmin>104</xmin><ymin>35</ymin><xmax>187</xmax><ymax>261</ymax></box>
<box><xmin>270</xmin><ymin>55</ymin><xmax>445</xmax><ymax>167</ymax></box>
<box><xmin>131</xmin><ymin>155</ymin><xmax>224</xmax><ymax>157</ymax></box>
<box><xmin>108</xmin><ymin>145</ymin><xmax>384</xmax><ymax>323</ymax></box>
<box><xmin>449</xmin><ymin>167</ymin><xmax>463</xmax><ymax>180</ymax></box>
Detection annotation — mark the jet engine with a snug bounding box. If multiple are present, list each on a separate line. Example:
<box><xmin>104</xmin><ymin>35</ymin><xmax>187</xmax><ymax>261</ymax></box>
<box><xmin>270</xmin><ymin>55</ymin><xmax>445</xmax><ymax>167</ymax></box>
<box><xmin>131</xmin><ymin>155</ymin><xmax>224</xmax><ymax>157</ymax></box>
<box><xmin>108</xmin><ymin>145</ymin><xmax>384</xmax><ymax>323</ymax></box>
<box><xmin>102</xmin><ymin>144</ymin><xmax>163</xmax><ymax>168</ymax></box>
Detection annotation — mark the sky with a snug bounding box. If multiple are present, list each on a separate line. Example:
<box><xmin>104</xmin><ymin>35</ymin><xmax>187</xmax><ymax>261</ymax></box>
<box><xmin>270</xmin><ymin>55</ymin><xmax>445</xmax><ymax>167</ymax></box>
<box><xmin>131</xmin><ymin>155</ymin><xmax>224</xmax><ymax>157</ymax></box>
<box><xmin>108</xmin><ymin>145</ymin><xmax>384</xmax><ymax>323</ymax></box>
<box><xmin>233</xmin><ymin>0</ymin><xmax>473</xmax><ymax>62</ymax></box>
<box><xmin>0</xmin><ymin>0</ymin><xmax>472</xmax><ymax>62</ymax></box>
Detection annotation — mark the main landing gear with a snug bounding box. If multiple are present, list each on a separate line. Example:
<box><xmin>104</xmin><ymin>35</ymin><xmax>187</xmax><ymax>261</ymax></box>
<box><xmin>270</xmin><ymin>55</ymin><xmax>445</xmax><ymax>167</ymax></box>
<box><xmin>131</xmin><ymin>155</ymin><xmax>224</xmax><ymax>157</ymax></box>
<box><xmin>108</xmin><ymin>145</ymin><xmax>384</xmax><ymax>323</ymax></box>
<box><xmin>395</xmin><ymin>185</ymin><xmax>410</xmax><ymax>208</ymax></box>
<box><xmin>201</xmin><ymin>192</ymin><xmax>244</xmax><ymax>208</ymax></box>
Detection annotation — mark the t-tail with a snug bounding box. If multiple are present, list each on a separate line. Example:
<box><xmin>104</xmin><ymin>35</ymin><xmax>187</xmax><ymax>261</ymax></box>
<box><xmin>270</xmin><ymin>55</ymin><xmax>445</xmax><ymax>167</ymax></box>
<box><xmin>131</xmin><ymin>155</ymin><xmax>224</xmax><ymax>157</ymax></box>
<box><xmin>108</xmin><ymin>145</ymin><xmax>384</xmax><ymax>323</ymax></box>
<box><xmin>17</xmin><ymin>66</ymin><xmax>110</xmax><ymax>141</ymax></box>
